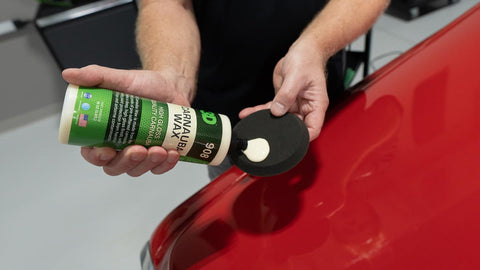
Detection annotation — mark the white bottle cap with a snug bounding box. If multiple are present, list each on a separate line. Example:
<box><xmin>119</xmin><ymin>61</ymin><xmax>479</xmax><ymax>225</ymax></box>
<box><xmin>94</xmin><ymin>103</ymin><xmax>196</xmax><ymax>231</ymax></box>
<box><xmin>58</xmin><ymin>84</ymin><xmax>79</xmax><ymax>144</ymax></box>
<box><xmin>209</xmin><ymin>114</ymin><xmax>232</xmax><ymax>166</ymax></box>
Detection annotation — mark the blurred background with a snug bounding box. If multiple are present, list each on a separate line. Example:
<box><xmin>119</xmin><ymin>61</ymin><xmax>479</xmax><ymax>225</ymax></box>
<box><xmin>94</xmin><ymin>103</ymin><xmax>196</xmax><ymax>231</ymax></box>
<box><xmin>0</xmin><ymin>0</ymin><xmax>477</xmax><ymax>269</ymax></box>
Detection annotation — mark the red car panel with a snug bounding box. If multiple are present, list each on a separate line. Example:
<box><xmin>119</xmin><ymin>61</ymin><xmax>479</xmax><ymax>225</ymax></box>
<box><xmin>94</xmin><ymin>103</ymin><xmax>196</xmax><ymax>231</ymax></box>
<box><xmin>149</xmin><ymin>4</ymin><xmax>480</xmax><ymax>269</ymax></box>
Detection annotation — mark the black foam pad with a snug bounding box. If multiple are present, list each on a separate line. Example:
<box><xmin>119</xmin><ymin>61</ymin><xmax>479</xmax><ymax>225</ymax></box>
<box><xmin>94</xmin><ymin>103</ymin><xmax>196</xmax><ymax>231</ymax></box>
<box><xmin>230</xmin><ymin>109</ymin><xmax>309</xmax><ymax>177</ymax></box>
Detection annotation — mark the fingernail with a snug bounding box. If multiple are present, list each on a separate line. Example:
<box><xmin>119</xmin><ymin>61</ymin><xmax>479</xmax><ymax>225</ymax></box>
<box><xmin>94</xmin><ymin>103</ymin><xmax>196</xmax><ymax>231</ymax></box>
<box><xmin>130</xmin><ymin>153</ymin><xmax>143</xmax><ymax>161</ymax></box>
<box><xmin>167</xmin><ymin>152</ymin><xmax>179</xmax><ymax>164</ymax></box>
<box><xmin>271</xmin><ymin>102</ymin><xmax>286</xmax><ymax>115</ymax></box>
<box><xmin>150</xmin><ymin>153</ymin><xmax>162</xmax><ymax>163</ymax></box>
<box><xmin>63</xmin><ymin>68</ymin><xmax>79</xmax><ymax>73</ymax></box>
<box><xmin>99</xmin><ymin>152</ymin><xmax>113</xmax><ymax>161</ymax></box>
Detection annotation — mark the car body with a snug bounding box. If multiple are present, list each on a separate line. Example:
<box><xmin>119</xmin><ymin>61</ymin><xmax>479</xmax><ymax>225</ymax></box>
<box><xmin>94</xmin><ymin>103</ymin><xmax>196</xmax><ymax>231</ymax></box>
<box><xmin>143</xmin><ymin>3</ymin><xmax>480</xmax><ymax>269</ymax></box>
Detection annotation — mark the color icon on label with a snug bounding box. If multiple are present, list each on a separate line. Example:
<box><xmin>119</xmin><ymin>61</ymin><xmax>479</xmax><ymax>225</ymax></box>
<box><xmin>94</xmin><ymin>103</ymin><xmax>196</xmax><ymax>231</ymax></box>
<box><xmin>78</xmin><ymin>114</ymin><xmax>88</xmax><ymax>127</ymax></box>
<box><xmin>81</xmin><ymin>103</ymin><xmax>90</xmax><ymax>110</ymax></box>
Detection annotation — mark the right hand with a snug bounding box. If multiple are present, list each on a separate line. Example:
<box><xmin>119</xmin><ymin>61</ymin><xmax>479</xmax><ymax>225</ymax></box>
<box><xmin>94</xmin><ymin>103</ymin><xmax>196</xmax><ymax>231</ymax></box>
<box><xmin>62</xmin><ymin>64</ymin><xmax>193</xmax><ymax>177</ymax></box>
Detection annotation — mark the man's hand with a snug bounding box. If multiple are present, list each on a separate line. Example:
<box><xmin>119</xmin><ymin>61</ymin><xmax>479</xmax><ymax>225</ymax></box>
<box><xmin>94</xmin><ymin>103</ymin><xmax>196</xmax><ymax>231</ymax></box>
<box><xmin>239</xmin><ymin>40</ymin><xmax>330</xmax><ymax>141</ymax></box>
<box><xmin>240</xmin><ymin>0</ymin><xmax>389</xmax><ymax>142</ymax></box>
<box><xmin>62</xmin><ymin>64</ymin><xmax>193</xmax><ymax>176</ymax></box>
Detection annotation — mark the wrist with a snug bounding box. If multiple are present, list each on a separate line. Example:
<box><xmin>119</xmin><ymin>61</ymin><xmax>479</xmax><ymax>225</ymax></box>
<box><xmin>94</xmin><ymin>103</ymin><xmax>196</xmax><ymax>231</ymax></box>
<box><xmin>289</xmin><ymin>36</ymin><xmax>331</xmax><ymax>67</ymax></box>
<box><xmin>178</xmin><ymin>69</ymin><xmax>197</xmax><ymax>103</ymax></box>
<box><xmin>160</xmin><ymin>68</ymin><xmax>197</xmax><ymax>103</ymax></box>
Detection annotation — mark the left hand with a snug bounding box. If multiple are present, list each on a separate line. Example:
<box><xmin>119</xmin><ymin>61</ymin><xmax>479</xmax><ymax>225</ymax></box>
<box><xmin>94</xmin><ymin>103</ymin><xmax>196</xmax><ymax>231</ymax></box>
<box><xmin>239</xmin><ymin>39</ymin><xmax>330</xmax><ymax>141</ymax></box>
<box><xmin>62</xmin><ymin>65</ymin><xmax>191</xmax><ymax>177</ymax></box>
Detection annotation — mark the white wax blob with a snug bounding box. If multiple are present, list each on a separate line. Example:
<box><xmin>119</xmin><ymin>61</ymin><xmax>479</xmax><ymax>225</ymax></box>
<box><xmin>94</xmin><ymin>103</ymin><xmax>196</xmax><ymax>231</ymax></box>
<box><xmin>242</xmin><ymin>138</ymin><xmax>270</xmax><ymax>162</ymax></box>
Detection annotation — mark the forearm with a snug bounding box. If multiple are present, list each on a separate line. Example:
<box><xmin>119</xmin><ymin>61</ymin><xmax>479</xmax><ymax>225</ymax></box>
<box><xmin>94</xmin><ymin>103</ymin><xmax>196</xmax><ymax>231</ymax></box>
<box><xmin>294</xmin><ymin>0</ymin><xmax>390</xmax><ymax>63</ymax></box>
<box><xmin>136</xmin><ymin>0</ymin><xmax>200</xmax><ymax>102</ymax></box>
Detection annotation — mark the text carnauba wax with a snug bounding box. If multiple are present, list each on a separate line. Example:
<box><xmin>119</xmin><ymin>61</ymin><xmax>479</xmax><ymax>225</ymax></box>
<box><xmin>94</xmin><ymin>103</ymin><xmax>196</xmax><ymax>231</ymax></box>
<box><xmin>59</xmin><ymin>84</ymin><xmax>231</xmax><ymax>165</ymax></box>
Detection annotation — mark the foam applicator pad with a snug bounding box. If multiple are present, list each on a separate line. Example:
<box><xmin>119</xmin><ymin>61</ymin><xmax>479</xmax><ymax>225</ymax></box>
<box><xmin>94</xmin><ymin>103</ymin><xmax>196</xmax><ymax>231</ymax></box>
<box><xmin>230</xmin><ymin>109</ymin><xmax>309</xmax><ymax>177</ymax></box>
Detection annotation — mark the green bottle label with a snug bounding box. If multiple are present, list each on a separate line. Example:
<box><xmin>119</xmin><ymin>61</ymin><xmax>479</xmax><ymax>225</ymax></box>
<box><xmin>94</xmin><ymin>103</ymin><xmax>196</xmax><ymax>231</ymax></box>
<box><xmin>69</xmin><ymin>87</ymin><xmax>113</xmax><ymax>147</ymax></box>
<box><xmin>66</xmin><ymin>87</ymin><xmax>227</xmax><ymax>165</ymax></box>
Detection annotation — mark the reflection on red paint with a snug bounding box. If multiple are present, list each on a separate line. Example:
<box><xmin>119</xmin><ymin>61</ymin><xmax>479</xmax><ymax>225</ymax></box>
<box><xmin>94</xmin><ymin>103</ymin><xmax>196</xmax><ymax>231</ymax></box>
<box><xmin>412</xmin><ymin>68</ymin><xmax>448</xmax><ymax>145</ymax></box>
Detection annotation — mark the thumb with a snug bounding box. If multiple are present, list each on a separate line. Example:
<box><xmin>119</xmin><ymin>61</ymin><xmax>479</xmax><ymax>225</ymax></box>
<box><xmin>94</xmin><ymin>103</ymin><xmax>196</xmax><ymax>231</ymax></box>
<box><xmin>62</xmin><ymin>65</ymin><xmax>136</xmax><ymax>93</ymax></box>
<box><xmin>270</xmin><ymin>73</ymin><xmax>303</xmax><ymax>117</ymax></box>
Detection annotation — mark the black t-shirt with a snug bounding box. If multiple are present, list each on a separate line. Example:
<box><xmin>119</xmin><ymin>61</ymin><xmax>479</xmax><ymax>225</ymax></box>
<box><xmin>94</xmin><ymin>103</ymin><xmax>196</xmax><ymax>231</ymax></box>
<box><xmin>192</xmin><ymin>0</ymin><xmax>341</xmax><ymax>124</ymax></box>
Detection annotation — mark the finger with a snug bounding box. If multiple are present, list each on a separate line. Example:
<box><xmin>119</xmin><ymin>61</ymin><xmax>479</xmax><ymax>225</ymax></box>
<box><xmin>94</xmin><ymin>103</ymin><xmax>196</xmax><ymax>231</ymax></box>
<box><xmin>126</xmin><ymin>147</ymin><xmax>168</xmax><ymax>177</ymax></box>
<box><xmin>62</xmin><ymin>65</ymin><xmax>137</xmax><ymax>92</ymax></box>
<box><xmin>271</xmin><ymin>72</ymin><xmax>305</xmax><ymax>117</ymax></box>
<box><xmin>151</xmin><ymin>150</ymin><xmax>180</xmax><ymax>175</ymax></box>
<box><xmin>272</xmin><ymin>58</ymin><xmax>285</xmax><ymax>90</ymax></box>
<box><xmin>238</xmin><ymin>102</ymin><xmax>272</xmax><ymax>119</ymax></box>
<box><xmin>103</xmin><ymin>145</ymin><xmax>148</xmax><ymax>176</ymax></box>
<box><xmin>303</xmin><ymin>100</ymin><xmax>329</xmax><ymax>141</ymax></box>
<box><xmin>81</xmin><ymin>147</ymin><xmax>117</xmax><ymax>166</ymax></box>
